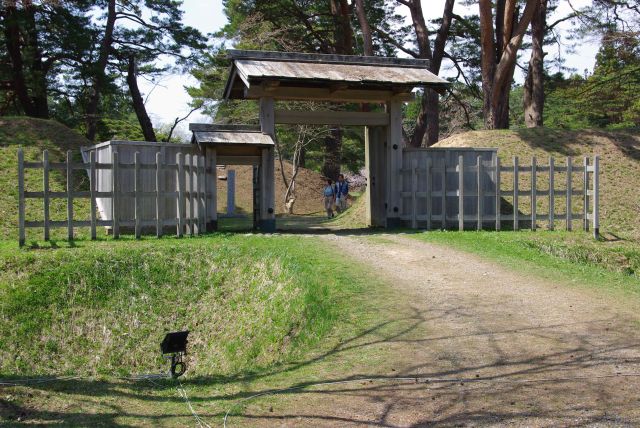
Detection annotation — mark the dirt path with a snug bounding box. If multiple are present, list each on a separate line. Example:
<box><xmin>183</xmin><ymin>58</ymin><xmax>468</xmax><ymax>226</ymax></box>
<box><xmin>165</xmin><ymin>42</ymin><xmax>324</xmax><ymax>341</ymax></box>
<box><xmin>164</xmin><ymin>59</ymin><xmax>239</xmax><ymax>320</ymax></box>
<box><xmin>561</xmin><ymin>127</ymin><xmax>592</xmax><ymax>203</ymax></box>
<box><xmin>236</xmin><ymin>233</ymin><xmax>640</xmax><ymax>427</ymax></box>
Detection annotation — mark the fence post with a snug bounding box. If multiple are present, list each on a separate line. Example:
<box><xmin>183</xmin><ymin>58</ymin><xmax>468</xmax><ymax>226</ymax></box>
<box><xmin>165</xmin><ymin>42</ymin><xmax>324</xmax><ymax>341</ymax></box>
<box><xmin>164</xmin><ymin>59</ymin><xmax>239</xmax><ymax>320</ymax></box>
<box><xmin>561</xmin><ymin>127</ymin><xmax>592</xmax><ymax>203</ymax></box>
<box><xmin>458</xmin><ymin>155</ymin><xmax>464</xmax><ymax>231</ymax></box>
<box><xmin>189</xmin><ymin>155</ymin><xmax>200</xmax><ymax>236</ymax></box>
<box><xmin>593</xmin><ymin>155</ymin><xmax>600</xmax><ymax>239</ymax></box>
<box><xmin>134</xmin><ymin>152</ymin><xmax>141</xmax><ymax>239</ymax></box>
<box><xmin>90</xmin><ymin>151</ymin><xmax>97</xmax><ymax>240</ymax></box>
<box><xmin>112</xmin><ymin>151</ymin><xmax>120</xmax><ymax>239</ymax></box>
<box><xmin>426</xmin><ymin>157</ymin><xmax>432</xmax><ymax>231</ymax></box>
<box><xmin>201</xmin><ymin>155</ymin><xmax>208</xmax><ymax>233</ymax></box>
<box><xmin>411</xmin><ymin>158</ymin><xmax>418</xmax><ymax>229</ymax></box>
<box><xmin>177</xmin><ymin>152</ymin><xmax>184</xmax><ymax>238</ymax></box>
<box><xmin>531</xmin><ymin>156</ymin><xmax>537</xmax><ymax>231</ymax></box>
<box><xmin>566</xmin><ymin>156</ymin><xmax>572</xmax><ymax>231</ymax></box>
<box><xmin>548</xmin><ymin>157</ymin><xmax>555</xmax><ymax>230</ymax></box>
<box><xmin>209</xmin><ymin>153</ymin><xmax>217</xmax><ymax>232</ymax></box>
<box><xmin>43</xmin><ymin>150</ymin><xmax>50</xmax><ymax>241</ymax></box>
<box><xmin>198</xmin><ymin>155</ymin><xmax>205</xmax><ymax>234</ymax></box>
<box><xmin>583</xmin><ymin>157</ymin><xmax>589</xmax><ymax>231</ymax></box>
<box><xmin>441</xmin><ymin>160</ymin><xmax>447</xmax><ymax>230</ymax></box>
<box><xmin>495</xmin><ymin>156</ymin><xmax>501</xmax><ymax>231</ymax></box>
<box><xmin>513</xmin><ymin>156</ymin><xmax>519</xmax><ymax>231</ymax></box>
<box><xmin>18</xmin><ymin>148</ymin><xmax>25</xmax><ymax>247</ymax></box>
<box><xmin>66</xmin><ymin>150</ymin><xmax>73</xmax><ymax>241</ymax></box>
<box><xmin>477</xmin><ymin>155</ymin><xmax>483</xmax><ymax>231</ymax></box>
<box><xmin>156</xmin><ymin>151</ymin><xmax>163</xmax><ymax>238</ymax></box>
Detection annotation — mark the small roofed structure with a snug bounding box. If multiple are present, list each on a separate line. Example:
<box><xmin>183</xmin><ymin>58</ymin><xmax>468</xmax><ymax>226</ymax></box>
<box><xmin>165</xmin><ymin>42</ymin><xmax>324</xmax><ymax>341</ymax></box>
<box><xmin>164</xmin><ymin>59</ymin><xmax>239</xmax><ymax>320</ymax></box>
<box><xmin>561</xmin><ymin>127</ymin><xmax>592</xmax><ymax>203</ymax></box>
<box><xmin>224</xmin><ymin>50</ymin><xmax>448</xmax><ymax>103</ymax></box>
<box><xmin>190</xmin><ymin>124</ymin><xmax>274</xmax><ymax>163</ymax></box>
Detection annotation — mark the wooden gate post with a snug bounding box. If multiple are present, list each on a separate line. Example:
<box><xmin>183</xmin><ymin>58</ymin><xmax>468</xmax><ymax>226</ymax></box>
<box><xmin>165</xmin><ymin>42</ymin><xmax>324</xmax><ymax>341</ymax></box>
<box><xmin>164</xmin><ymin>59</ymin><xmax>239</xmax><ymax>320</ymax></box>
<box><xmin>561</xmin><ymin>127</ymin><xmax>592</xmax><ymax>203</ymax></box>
<box><xmin>177</xmin><ymin>152</ymin><xmax>185</xmax><ymax>237</ymax></box>
<box><xmin>411</xmin><ymin>158</ymin><xmax>418</xmax><ymax>229</ymax></box>
<box><xmin>43</xmin><ymin>150</ymin><xmax>50</xmax><ymax>241</ymax></box>
<box><xmin>583</xmin><ymin>157</ymin><xmax>589</xmax><ymax>231</ymax></box>
<box><xmin>18</xmin><ymin>148</ymin><xmax>25</xmax><ymax>247</ymax></box>
<box><xmin>566</xmin><ymin>156</ymin><xmax>572</xmax><ymax>231</ymax></box>
<box><xmin>592</xmin><ymin>155</ymin><xmax>600</xmax><ymax>238</ymax></box>
<box><xmin>66</xmin><ymin>150</ymin><xmax>74</xmax><ymax>241</ymax></box>
<box><xmin>513</xmin><ymin>156</ymin><xmax>519</xmax><ymax>231</ymax></box>
<box><xmin>425</xmin><ymin>157</ymin><xmax>432</xmax><ymax>231</ymax></box>
<box><xmin>441</xmin><ymin>159</ymin><xmax>447</xmax><ymax>230</ymax></box>
<box><xmin>495</xmin><ymin>156</ymin><xmax>501</xmax><ymax>231</ymax></box>
<box><xmin>548</xmin><ymin>157</ymin><xmax>555</xmax><ymax>230</ymax></box>
<box><xmin>259</xmin><ymin>97</ymin><xmax>276</xmax><ymax>232</ymax></box>
<box><xmin>112</xmin><ymin>151</ymin><xmax>120</xmax><ymax>239</ymax></box>
<box><xmin>531</xmin><ymin>156</ymin><xmax>537</xmax><ymax>231</ymax></box>
<box><xmin>458</xmin><ymin>155</ymin><xmax>464</xmax><ymax>231</ymax></box>
<box><xmin>90</xmin><ymin>151</ymin><xmax>97</xmax><ymax>240</ymax></box>
<box><xmin>477</xmin><ymin>155</ymin><xmax>483</xmax><ymax>231</ymax></box>
<box><xmin>155</xmin><ymin>151</ymin><xmax>163</xmax><ymax>238</ymax></box>
<box><xmin>134</xmin><ymin>152</ymin><xmax>141</xmax><ymax>239</ymax></box>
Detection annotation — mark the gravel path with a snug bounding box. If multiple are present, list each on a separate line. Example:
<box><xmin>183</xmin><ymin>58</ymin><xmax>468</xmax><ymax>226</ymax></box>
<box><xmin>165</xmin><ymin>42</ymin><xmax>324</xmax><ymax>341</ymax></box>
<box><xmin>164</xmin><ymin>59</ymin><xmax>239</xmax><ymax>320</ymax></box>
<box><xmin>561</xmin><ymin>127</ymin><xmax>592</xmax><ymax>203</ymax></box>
<box><xmin>238</xmin><ymin>233</ymin><xmax>640</xmax><ymax>427</ymax></box>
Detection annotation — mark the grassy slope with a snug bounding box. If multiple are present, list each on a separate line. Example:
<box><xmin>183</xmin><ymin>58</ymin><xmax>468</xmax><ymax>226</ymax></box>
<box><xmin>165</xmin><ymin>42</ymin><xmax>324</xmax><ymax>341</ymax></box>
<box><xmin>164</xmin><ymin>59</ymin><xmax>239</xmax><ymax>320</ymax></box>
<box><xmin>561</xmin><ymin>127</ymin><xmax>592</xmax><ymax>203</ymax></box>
<box><xmin>0</xmin><ymin>234</ymin><xmax>380</xmax><ymax>378</ymax></box>
<box><xmin>436</xmin><ymin>128</ymin><xmax>640</xmax><ymax>240</ymax></box>
<box><xmin>0</xmin><ymin>117</ymin><xmax>92</xmax><ymax>241</ymax></box>
<box><xmin>410</xmin><ymin>231</ymin><xmax>640</xmax><ymax>296</ymax></box>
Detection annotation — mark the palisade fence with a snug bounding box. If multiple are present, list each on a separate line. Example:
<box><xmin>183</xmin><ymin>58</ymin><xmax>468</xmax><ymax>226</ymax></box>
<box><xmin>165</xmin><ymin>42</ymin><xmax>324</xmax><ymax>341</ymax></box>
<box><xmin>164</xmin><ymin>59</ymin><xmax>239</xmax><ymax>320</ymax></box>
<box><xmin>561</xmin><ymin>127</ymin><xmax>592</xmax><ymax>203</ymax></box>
<box><xmin>400</xmin><ymin>154</ymin><xmax>600</xmax><ymax>237</ymax></box>
<box><xmin>17</xmin><ymin>148</ymin><xmax>214</xmax><ymax>247</ymax></box>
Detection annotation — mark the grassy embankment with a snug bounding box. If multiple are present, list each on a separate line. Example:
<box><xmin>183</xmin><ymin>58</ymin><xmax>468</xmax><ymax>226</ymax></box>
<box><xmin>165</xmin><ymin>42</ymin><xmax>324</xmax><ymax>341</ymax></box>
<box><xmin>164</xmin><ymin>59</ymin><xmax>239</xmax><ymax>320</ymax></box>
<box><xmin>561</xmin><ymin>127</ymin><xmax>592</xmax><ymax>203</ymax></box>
<box><xmin>0</xmin><ymin>234</ymin><xmax>382</xmax><ymax>377</ymax></box>
<box><xmin>410</xmin><ymin>230</ymin><xmax>640</xmax><ymax>297</ymax></box>
<box><xmin>0</xmin><ymin>233</ymin><xmax>397</xmax><ymax>424</ymax></box>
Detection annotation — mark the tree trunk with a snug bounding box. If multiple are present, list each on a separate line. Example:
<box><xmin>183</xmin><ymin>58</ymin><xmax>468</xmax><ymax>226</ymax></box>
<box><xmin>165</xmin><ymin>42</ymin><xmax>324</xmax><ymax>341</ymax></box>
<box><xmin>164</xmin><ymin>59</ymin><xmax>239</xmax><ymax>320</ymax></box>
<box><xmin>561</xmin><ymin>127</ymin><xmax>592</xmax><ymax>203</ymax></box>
<box><xmin>322</xmin><ymin>128</ymin><xmax>341</xmax><ymax>181</ymax></box>
<box><xmin>353</xmin><ymin>0</ymin><xmax>373</xmax><ymax>56</ymax></box>
<box><xmin>480</xmin><ymin>0</ymin><xmax>538</xmax><ymax>129</ymax></box>
<box><xmin>24</xmin><ymin>3</ymin><xmax>48</xmax><ymax>118</ymax></box>
<box><xmin>3</xmin><ymin>4</ymin><xmax>37</xmax><ymax>117</ymax></box>
<box><xmin>406</xmin><ymin>0</ymin><xmax>454</xmax><ymax>147</ymax></box>
<box><xmin>126</xmin><ymin>56</ymin><xmax>157</xmax><ymax>142</ymax></box>
<box><xmin>298</xmin><ymin>146</ymin><xmax>306</xmax><ymax>168</ymax></box>
<box><xmin>524</xmin><ymin>0</ymin><xmax>547</xmax><ymax>128</ymax></box>
<box><xmin>85</xmin><ymin>0</ymin><xmax>117</xmax><ymax>141</ymax></box>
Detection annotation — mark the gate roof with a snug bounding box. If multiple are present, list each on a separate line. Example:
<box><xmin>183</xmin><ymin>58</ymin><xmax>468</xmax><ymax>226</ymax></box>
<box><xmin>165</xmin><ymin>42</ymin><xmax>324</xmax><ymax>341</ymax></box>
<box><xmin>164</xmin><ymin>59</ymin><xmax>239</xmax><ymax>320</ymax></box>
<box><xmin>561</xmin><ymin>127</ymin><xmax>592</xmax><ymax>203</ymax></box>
<box><xmin>223</xmin><ymin>50</ymin><xmax>449</xmax><ymax>102</ymax></box>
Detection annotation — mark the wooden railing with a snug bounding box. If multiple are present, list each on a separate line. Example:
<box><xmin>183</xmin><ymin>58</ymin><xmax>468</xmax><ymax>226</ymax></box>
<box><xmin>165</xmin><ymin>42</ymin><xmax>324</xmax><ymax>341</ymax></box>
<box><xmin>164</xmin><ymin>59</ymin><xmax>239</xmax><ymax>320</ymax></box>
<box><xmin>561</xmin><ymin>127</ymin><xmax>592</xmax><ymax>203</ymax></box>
<box><xmin>17</xmin><ymin>149</ymin><xmax>213</xmax><ymax>246</ymax></box>
<box><xmin>401</xmin><ymin>155</ymin><xmax>600</xmax><ymax>236</ymax></box>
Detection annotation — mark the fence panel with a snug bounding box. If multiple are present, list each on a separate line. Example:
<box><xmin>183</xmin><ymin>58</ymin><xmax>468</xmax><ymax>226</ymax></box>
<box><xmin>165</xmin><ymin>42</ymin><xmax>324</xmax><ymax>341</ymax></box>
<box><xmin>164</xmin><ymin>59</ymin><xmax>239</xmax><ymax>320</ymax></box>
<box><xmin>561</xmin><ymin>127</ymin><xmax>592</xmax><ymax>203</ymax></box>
<box><xmin>17</xmin><ymin>148</ymin><xmax>215</xmax><ymax>246</ymax></box>
<box><xmin>400</xmin><ymin>150</ymin><xmax>600</xmax><ymax>237</ymax></box>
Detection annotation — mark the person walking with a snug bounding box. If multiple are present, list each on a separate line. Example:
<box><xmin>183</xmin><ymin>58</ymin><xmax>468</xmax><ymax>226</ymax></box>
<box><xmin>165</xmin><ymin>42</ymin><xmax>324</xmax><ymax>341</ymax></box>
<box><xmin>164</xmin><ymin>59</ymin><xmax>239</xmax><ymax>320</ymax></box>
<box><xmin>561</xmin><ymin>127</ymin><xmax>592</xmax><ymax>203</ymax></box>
<box><xmin>323</xmin><ymin>179</ymin><xmax>336</xmax><ymax>218</ymax></box>
<box><xmin>335</xmin><ymin>174</ymin><xmax>349</xmax><ymax>213</ymax></box>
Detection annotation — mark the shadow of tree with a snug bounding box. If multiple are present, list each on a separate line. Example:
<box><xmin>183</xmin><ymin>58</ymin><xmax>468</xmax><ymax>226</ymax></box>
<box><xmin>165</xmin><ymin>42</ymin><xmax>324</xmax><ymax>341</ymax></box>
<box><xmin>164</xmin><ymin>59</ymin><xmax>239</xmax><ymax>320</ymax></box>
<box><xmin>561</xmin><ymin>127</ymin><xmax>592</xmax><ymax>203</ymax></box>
<box><xmin>3</xmin><ymin>301</ymin><xmax>639</xmax><ymax>426</ymax></box>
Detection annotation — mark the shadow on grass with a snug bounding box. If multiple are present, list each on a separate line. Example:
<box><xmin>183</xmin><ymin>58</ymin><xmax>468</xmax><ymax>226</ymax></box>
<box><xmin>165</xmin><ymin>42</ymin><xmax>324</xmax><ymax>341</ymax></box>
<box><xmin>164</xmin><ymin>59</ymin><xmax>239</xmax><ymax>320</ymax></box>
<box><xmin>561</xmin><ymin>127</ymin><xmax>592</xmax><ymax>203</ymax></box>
<box><xmin>3</xmin><ymin>302</ymin><xmax>639</xmax><ymax>426</ymax></box>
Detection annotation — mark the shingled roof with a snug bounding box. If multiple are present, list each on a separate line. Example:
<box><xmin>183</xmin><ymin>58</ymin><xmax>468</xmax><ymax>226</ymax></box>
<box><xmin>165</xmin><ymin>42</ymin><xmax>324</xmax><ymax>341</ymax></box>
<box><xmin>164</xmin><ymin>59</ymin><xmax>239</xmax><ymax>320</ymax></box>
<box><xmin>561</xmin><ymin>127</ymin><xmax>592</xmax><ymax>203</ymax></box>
<box><xmin>223</xmin><ymin>50</ymin><xmax>449</xmax><ymax>101</ymax></box>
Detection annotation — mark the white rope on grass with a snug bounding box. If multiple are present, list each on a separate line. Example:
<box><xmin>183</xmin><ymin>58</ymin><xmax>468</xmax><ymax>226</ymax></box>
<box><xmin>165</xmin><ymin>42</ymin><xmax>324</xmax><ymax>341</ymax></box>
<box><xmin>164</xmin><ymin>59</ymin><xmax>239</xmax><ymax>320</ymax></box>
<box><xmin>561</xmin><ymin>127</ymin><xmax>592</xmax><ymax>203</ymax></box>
<box><xmin>177</xmin><ymin>377</ymin><xmax>212</xmax><ymax>428</ymax></box>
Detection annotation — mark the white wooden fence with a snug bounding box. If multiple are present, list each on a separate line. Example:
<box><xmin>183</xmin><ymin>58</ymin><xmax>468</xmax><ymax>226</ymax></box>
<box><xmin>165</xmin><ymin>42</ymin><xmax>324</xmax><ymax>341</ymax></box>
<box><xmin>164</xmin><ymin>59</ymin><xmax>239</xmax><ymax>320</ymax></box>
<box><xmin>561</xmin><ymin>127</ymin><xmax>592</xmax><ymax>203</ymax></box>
<box><xmin>401</xmin><ymin>154</ymin><xmax>600</xmax><ymax>236</ymax></box>
<box><xmin>17</xmin><ymin>148</ymin><xmax>214</xmax><ymax>246</ymax></box>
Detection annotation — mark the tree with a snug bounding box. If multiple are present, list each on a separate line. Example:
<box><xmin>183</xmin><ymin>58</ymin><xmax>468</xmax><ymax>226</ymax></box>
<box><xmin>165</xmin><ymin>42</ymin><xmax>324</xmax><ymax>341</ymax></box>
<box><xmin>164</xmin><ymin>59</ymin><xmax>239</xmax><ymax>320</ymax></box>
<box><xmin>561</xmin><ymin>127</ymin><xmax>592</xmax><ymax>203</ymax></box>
<box><xmin>523</xmin><ymin>0</ymin><xmax>547</xmax><ymax>127</ymax></box>
<box><xmin>0</xmin><ymin>1</ymin><xmax>93</xmax><ymax>119</ymax></box>
<box><xmin>84</xmin><ymin>0</ymin><xmax>205</xmax><ymax>141</ymax></box>
<box><xmin>478</xmin><ymin>0</ymin><xmax>538</xmax><ymax>129</ymax></box>
<box><xmin>360</xmin><ymin>0</ymin><xmax>456</xmax><ymax>146</ymax></box>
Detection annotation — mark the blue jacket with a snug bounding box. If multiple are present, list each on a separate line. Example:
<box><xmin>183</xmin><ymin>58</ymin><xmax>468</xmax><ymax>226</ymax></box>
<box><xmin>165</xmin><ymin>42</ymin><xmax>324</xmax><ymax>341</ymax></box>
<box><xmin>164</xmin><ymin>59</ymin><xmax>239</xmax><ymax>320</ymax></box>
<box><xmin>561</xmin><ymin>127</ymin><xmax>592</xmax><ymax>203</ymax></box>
<box><xmin>335</xmin><ymin>180</ymin><xmax>349</xmax><ymax>197</ymax></box>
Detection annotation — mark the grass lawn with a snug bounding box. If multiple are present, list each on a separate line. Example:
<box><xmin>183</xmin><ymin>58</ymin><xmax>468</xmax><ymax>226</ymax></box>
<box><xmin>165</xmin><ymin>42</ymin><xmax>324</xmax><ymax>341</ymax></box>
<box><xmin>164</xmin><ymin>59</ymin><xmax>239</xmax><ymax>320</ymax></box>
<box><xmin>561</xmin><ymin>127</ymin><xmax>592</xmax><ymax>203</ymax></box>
<box><xmin>0</xmin><ymin>233</ymin><xmax>395</xmax><ymax>425</ymax></box>
<box><xmin>409</xmin><ymin>230</ymin><xmax>640</xmax><ymax>297</ymax></box>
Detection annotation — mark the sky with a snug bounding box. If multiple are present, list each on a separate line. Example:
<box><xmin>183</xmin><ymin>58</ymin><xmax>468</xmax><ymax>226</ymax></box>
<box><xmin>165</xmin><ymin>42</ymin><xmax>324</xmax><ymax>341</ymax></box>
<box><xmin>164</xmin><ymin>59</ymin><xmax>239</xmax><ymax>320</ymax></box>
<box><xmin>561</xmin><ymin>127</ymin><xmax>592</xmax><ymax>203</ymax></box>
<box><xmin>139</xmin><ymin>0</ymin><xmax>599</xmax><ymax>138</ymax></box>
